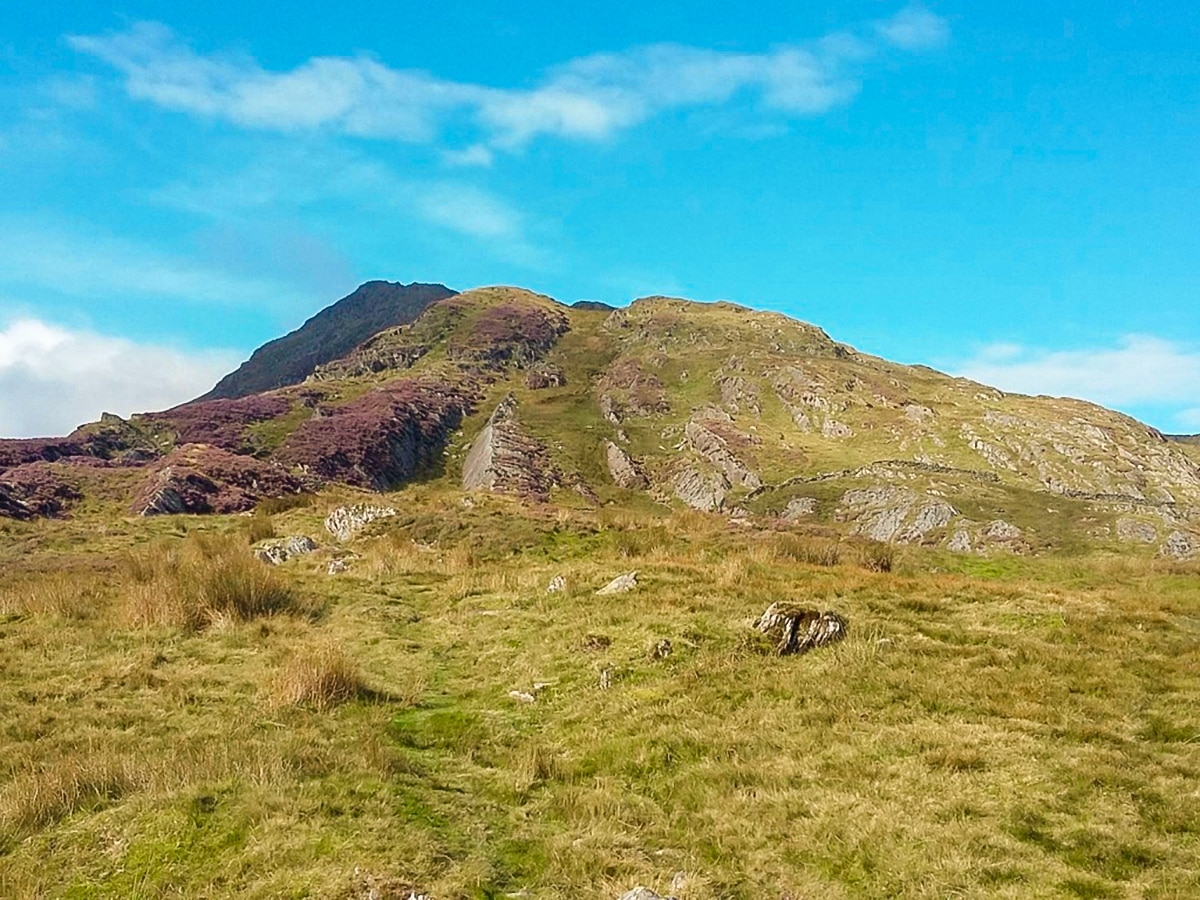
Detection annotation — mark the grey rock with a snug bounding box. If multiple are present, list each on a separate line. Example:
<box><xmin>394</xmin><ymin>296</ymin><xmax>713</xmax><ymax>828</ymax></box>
<box><xmin>327</xmin><ymin>558</ymin><xmax>349</xmax><ymax>575</ymax></box>
<box><xmin>462</xmin><ymin>394</ymin><xmax>559</xmax><ymax>500</ymax></box>
<box><xmin>1161</xmin><ymin>530</ymin><xmax>1196</xmax><ymax>560</ymax></box>
<box><xmin>1117</xmin><ymin>517</ymin><xmax>1158</xmax><ymax>544</ymax></box>
<box><xmin>619</xmin><ymin>889</ymin><xmax>676</xmax><ymax>900</ymax></box>
<box><xmin>839</xmin><ymin>487</ymin><xmax>956</xmax><ymax>544</ymax></box>
<box><xmin>755</xmin><ymin>602</ymin><xmax>848</xmax><ymax>656</ymax></box>
<box><xmin>546</xmin><ymin>575</ymin><xmax>566</xmax><ymax>594</ymax></box>
<box><xmin>822</xmin><ymin>417</ymin><xmax>853</xmax><ymax>438</ymax></box>
<box><xmin>650</xmin><ymin>638</ymin><xmax>673</xmax><ymax>659</ymax></box>
<box><xmin>606</xmin><ymin>441</ymin><xmax>648</xmax><ymax>489</ymax></box>
<box><xmin>325</xmin><ymin>504</ymin><xmax>396</xmax><ymax>541</ymax></box>
<box><xmin>984</xmin><ymin>520</ymin><xmax>1022</xmax><ymax>541</ymax></box>
<box><xmin>782</xmin><ymin>497</ymin><xmax>817</xmax><ymax>521</ymax></box>
<box><xmin>597</xmin><ymin>571</ymin><xmax>638</xmax><ymax>595</ymax></box>
<box><xmin>947</xmin><ymin>530</ymin><xmax>973</xmax><ymax>553</ymax></box>
<box><xmin>672</xmin><ymin>466</ymin><xmax>728</xmax><ymax>511</ymax></box>
<box><xmin>253</xmin><ymin>535</ymin><xmax>318</xmax><ymax>565</ymax></box>
<box><xmin>685</xmin><ymin>419</ymin><xmax>761</xmax><ymax>489</ymax></box>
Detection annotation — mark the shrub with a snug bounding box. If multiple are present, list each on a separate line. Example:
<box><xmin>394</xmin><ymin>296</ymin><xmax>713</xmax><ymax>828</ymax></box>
<box><xmin>774</xmin><ymin>534</ymin><xmax>842</xmax><ymax>567</ymax></box>
<box><xmin>271</xmin><ymin>642</ymin><xmax>366</xmax><ymax>711</ymax></box>
<box><xmin>120</xmin><ymin>534</ymin><xmax>305</xmax><ymax>630</ymax></box>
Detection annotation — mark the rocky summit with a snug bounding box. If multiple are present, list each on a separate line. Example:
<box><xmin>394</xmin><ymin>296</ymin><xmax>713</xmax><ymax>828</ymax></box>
<box><xmin>4</xmin><ymin>282</ymin><xmax>1200</xmax><ymax>558</ymax></box>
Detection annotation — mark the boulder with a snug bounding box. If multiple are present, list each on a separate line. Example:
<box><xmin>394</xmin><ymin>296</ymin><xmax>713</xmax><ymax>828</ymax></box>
<box><xmin>597</xmin><ymin>572</ymin><xmax>638</xmax><ymax>595</ymax></box>
<box><xmin>755</xmin><ymin>603</ymin><xmax>848</xmax><ymax>655</ymax></box>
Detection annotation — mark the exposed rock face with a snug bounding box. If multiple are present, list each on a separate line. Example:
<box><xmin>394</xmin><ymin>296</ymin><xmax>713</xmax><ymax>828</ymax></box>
<box><xmin>324</xmin><ymin>504</ymin><xmax>397</xmax><ymax>541</ymax></box>
<box><xmin>278</xmin><ymin>379</ymin><xmax>472</xmax><ymax>491</ymax></box>
<box><xmin>782</xmin><ymin>496</ymin><xmax>817</xmax><ymax>521</ymax></box>
<box><xmin>948</xmin><ymin>529</ymin><xmax>973</xmax><ymax>553</ymax></box>
<box><xmin>254</xmin><ymin>535</ymin><xmax>318</xmax><ymax>565</ymax></box>
<box><xmin>718</xmin><ymin>375</ymin><xmax>760</xmax><ymax>416</ymax></box>
<box><xmin>0</xmin><ymin>463</ymin><xmax>83</xmax><ymax>519</ymax></box>
<box><xmin>685</xmin><ymin>418</ymin><xmax>761</xmax><ymax>489</ymax></box>
<box><xmin>1161</xmin><ymin>530</ymin><xmax>1196</xmax><ymax>560</ymax></box>
<box><xmin>199</xmin><ymin>281</ymin><xmax>456</xmax><ymax>400</ymax></box>
<box><xmin>606</xmin><ymin>442</ymin><xmax>648</xmax><ymax>489</ymax></box>
<box><xmin>754</xmin><ymin>603</ymin><xmax>848</xmax><ymax>655</ymax></box>
<box><xmin>1117</xmin><ymin>517</ymin><xmax>1158</xmax><ymax>543</ymax></box>
<box><xmin>133</xmin><ymin>445</ymin><xmax>303</xmax><ymax>516</ymax></box>
<box><xmin>672</xmin><ymin>466</ymin><xmax>728</xmax><ymax>511</ymax></box>
<box><xmin>838</xmin><ymin>487</ymin><xmax>956</xmax><ymax>544</ymax></box>
<box><xmin>985</xmin><ymin>520</ymin><xmax>1022</xmax><ymax>541</ymax></box>
<box><xmin>525</xmin><ymin>364</ymin><xmax>566</xmax><ymax>389</ymax></box>
<box><xmin>597</xmin><ymin>572</ymin><xmax>638</xmax><ymax>595</ymax></box>
<box><xmin>462</xmin><ymin>394</ymin><xmax>560</xmax><ymax>500</ymax></box>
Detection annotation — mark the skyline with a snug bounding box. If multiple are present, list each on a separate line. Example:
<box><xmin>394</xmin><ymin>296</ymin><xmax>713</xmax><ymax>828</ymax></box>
<box><xmin>1</xmin><ymin>2</ymin><xmax>1198</xmax><ymax>437</ymax></box>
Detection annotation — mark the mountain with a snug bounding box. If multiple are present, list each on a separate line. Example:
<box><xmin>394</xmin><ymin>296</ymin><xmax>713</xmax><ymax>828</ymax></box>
<box><xmin>197</xmin><ymin>280</ymin><xmax>457</xmax><ymax>401</ymax></box>
<box><xmin>4</xmin><ymin>283</ymin><xmax>1200</xmax><ymax>557</ymax></box>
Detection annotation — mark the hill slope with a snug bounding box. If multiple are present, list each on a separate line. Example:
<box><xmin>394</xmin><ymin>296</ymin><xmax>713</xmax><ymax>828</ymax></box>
<box><xmin>197</xmin><ymin>281</ymin><xmax>457</xmax><ymax>400</ymax></box>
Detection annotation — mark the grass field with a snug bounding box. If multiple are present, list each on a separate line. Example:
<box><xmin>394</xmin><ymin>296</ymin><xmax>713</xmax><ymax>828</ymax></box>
<box><xmin>1</xmin><ymin>488</ymin><xmax>1198</xmax><ymax>898</ymax></box>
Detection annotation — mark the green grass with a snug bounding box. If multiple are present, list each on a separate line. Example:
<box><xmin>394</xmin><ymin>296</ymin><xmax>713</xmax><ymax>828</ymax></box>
<box><xmin>1</xmin><ymin>491</ymin><xmax>1198</xmax><ymax>898</ymax></box>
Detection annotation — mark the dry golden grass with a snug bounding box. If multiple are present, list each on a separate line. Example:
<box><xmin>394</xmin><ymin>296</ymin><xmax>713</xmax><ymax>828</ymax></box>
<box><xmin>270</xmin><ymin>641</ymin><xmax>367</xmax><ymax>710</ymax></box>
<box><xmin>118</xmin><ymin>533</ymin><xmax>309</xmax><ymax>630</ymax></box>
<box><xmin>0</xmin><ymin>497</ymin><xmax>1197</xmax><ymax>898</ymax></box>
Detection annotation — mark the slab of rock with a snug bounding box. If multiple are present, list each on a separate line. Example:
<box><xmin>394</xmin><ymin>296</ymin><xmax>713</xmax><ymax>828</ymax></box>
<box><xmin>254</xmin><ymin>535</ymin><xmax>318</xmax><ymax>565</ymax></box>
<box><xmin>462</xmin><ymin>394</ymin><xmax>559</xmax><ymax>501</ymax></box>
<box><xmin>984</xmin><ymin>520</ymin><xmax>1022</xmax><ymax>541</ymax></box>
<box><xmin>672</xmin><ymin>466</ymin><xmax>728</xmax><ymax>512</ymax></box>
<box><xmin>606</xmin><ymin>442</ymin><xmax>648</xmax><ymax>489</ymax></box>
<box><xmin>324</xmin><ymin>504</ymin><xmax>397</xmax><ymax>541</ymax></box>
<box><xmin>839</xmin><ymin>486</ymin><xmax>956</xmax><ymax>544</ymax></box>
<box><xmin>755</xmin><ymin>603</ymin><xmax>848</xmax><ymax>655</ymax></box>
<box><xmin>597</xmin><ymin>572</ymin><xmax>638</xmax><ymax>595</ymax></box>
<box><xmin>685</xmin><ymin>419</ymin><xmax>761</xmax><ymax>489</ymax></box>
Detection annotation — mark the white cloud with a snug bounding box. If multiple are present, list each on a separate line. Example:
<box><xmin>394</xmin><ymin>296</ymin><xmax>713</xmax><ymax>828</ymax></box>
<box><xmin>952</xmin><ymin>335</ymin><xmax>1200</xmax><ymax>409</ymax></box>
<box><xmin>68</xmin><ymin>7</ymin><xmax>949</xmax><ymax>150</ymax></box>
<box><xmin>875</xmin><ymin>5</ymin><xmax>951</xmax><ymax>51</ymax></box>
<box><xmin>0</xmin><ymin>317</ymin><xmax>238</xmax><ymax>438</ymax></box>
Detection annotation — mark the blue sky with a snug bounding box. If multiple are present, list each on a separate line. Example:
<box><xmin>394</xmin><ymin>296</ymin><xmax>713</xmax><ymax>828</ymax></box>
<box><xmin>1</xmin><ymin>1</ymin><xmax>1198</xmax><ymax>437</ymax></box>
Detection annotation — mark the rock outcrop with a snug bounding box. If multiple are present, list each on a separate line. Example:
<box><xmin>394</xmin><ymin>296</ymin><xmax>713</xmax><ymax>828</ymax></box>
<box><xmin>606</xmin><ymin>442</ymin><xmax>648</xmax><ymax>489</ymax></box>
<box><xmin>132</xmin><ymin>445</ymin><xmax>303</xmax><ymax>516</ymax></box>
<box><xmin>278</xmin><ymin>379</ymin><xmax>472</xmax><ymax>491</ymax></box>
<box><xmin>597</xmin><ymin>572</ymin><xmax>638</xmax><ymax>595</ymax></box>
<box><xmin>324</xmin><ymin>504</ymin><xmax>397</xmax><ymax>541</ymax></box>
<box><xmin>684</xmin><ymin>418</ymin><xmax>761</xmax><ymax>489</ymax></box>
<box><xmin>461</xmin><ymin>395</ymin><xmax>559</xmax><ymax>500</ymax></box>
<box><xmin>672</xmin><ymin>466</ymin><xmax>728</xmax><ymax>512</ymax></box>
<box><xmin>837</xmin><ymin>487</ymin><xmax>956</xmax><ymax>544</ymax></box>
<box><xmin>254</xmin><ymin>535</ymin><xmax>318</xmax><ymax>565</ymax></box>
<box><xmin>0</xmin><ymin>463</ymin><xmax>83</xmax><ymax>519</ymax></box>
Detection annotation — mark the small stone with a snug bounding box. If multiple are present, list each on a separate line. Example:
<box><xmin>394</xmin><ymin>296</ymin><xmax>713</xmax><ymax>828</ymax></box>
<box><xmin>597</xmin><ymin>572</ymin><xmax>638</xmax><ymax>595</ymax></box>
<box><xmin>651</xmin><ymin>639</ymin><xmax>673</xmax><ymax>660</ymax></box>
<box><xmin>508</xmin><ymin>691</ymin><xmax>536</xmax><ymax>704</ymax></box>
<box><xmin>599</xmin><ymin>668</ymin><xmax>612</xmax><ymax>690</ymax></box>
<box><xmin>327</xmin><ymin>558</ymin><xmax>349</xmax><ymax>575</ymax></box>
<box><xmin>619</xmin><ymin>888</ymin><xmax>674</xmax><ymax>900</ymax></box>
<box><xmin>547</xmin><ymin>575</ymin><xmax>566</xmax><ymax>594</ymax></box>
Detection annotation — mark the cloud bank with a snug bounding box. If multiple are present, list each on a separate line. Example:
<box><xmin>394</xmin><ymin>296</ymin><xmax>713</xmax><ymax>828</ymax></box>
<box><xmin>0</xmin><ymin>318</ymin><xmax>238</xmax><ymax>438</ymax></box>
<box><xmin>953</xmin><ymin>335</ymin><xmax>1200</xmax><ymax>432</ymax></box>
<box><xmin>68</xmin><ymin>5</ymin><xmax>948</xmax><ymax>152</ymax></box>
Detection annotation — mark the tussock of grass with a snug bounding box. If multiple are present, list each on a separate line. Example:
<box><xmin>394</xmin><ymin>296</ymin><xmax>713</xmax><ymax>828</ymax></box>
<box><xmin>271</xmin><ymin>642</ymin><xmax>367</xmax><ymax>711</ymax></box>
<box><xmin>245</xmin><ymin>510</ymin><xmax>276</xmax><ymax>543</ymax></box>
<box><xmin>120</xmin><ymin>534</ymin><xmax>308</xmax><ymax>630</ymax></box>
<box><xmin>0</xmin><ymin>572</ymin><xmax>105</xmax><ymax>620</ymax></box>
<box><xmin>0</xmin><ymin>755</ymin><xmax>136</xmax><ymax>836</ymax></box>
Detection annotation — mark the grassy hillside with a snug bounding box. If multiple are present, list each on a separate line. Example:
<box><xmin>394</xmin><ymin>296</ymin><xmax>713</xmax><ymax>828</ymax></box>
<box><xmin>1</xmin><ymin>488</ymin><xmax>1198</xmax><ymax>898</ymax></box>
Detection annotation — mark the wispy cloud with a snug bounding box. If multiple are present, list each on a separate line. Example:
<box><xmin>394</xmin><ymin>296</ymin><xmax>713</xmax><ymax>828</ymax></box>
<box><xmin>0</xmin><ymin>221</ymin><xmax>307</xmax><ymax>309</ymax></box>
<box><xmin>952</xmin><ymin>335</ymin><xmax>1200</xmax><ymax>430</ymax></box>
<box><xmin>0</xmin><ymin>317</ymin><xmax>238</xmax><ymax>438</ymax></box>
<box><xmin>68</xmin><ymin>5</ymin><xmax>949</xmax><ymax>151</ymax></box>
